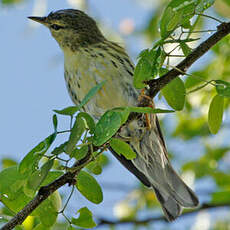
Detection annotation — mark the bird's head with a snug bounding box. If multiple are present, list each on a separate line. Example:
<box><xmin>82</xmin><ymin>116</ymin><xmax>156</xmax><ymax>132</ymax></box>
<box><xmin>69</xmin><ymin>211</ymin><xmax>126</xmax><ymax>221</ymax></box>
<box><xmin>28</xmin><ymin>9</ymin><xmax>105</xmax><ymax>51</ymax></box>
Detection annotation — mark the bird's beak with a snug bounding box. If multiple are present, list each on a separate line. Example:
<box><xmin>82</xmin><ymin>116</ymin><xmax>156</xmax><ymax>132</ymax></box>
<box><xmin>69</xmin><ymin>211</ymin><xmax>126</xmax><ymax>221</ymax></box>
<box><xmin>28</xmin><ymin>16</ymin><xmax>49</xmax><ymax>26</ymax></box>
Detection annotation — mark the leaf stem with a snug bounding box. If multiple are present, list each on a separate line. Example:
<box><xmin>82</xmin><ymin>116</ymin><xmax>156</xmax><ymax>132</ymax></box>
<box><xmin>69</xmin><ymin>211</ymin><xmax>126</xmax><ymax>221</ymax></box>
<box><xmin>196</xmin><ymin>13</ymin><xmax>223</xmax><ymax>24</ymax></box>
<box><xmin>59</xmin><ymin>185</ymin><xmax>75</xmax><ymax>213</ymax></box>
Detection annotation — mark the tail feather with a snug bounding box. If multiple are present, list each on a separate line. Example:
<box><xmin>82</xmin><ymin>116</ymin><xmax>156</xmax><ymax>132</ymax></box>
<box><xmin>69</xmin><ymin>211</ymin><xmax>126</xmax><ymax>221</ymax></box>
<box><xmin>154</xmin><ymin>187</ymin><xmax>182</xmax><ymax>221</ymax></box>
<box><xmin>165</xmin><ymin>164</ymin><xmax>199</xmax><ymax>208</ymax></box>
<box><xmin>115</xmin><ymin>113</ymin><xmax>199</xmax><ymax>221</ymax></box>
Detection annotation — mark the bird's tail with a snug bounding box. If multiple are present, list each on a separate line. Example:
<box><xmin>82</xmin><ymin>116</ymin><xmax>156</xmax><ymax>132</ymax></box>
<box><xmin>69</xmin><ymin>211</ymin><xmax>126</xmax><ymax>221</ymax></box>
<box><xmin>127</xmin><ymin>114</ymin><xmax>199</xmax><ymax>221</ymax></box>
<box><xmin>152</xmin><ymin>164</ymin><xmax>199</xmax><ymax>221</ymax></box>
<box><xmin>116</xmin><ymin>114</ymin><xmax>199</xmax><ymax>220</ymax></box>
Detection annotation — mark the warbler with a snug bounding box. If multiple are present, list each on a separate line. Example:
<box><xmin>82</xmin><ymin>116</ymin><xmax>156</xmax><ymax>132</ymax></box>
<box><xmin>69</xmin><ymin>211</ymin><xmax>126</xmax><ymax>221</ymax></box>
<box><xmin>28</xmin><ymin>9</ymin><xmax>199</xmax><ymax>221</ymax></box>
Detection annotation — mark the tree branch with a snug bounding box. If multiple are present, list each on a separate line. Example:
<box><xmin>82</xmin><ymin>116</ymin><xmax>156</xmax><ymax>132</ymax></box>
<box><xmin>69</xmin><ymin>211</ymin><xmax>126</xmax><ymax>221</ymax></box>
<box><xmin>2</xmin><ymin>21</ymin><xmax>230</xmax><ymax>230</ymax></box>
<box><xmin>97</xmin><ymin>203</ymin><xmax>230</xmax><ymax>226</ymax></box>
<box><xmin>147</xmin><ymin>22</ymin><xmax>230</xmax><ymax>98</ymax></box>
<box><xmin>1</xmin><ymin>153</ymin><xmax>92</xmax><ymax>230</ymax></box>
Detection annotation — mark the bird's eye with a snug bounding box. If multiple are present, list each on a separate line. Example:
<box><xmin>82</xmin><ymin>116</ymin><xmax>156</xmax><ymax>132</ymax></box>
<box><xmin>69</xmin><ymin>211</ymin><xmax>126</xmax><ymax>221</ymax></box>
<box><xmin>50</xmin><ymin>24</ymin><xmax>63</xmax><ymax>30</ymax></box>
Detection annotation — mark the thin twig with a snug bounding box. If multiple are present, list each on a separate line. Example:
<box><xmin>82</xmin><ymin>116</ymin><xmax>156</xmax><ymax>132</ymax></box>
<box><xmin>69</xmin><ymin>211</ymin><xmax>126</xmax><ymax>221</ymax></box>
<box><xmin>97</xmin><ymin>203</ymin><xmax>230</xmax><ymax>226</ymax></box>
<box><xmin>59</xmin><ymin>185</ymin><xmax>75</xmax><ymax>213</ymax></box>
<box><xmin>146</xmin><ymin>22</ymin><xmax>230</xmax><ymax>99</ymax></box>
<box><xmin>196</xmin><ymin>13</ymin><xmax>224</xmax><ymax>24</ymax></box>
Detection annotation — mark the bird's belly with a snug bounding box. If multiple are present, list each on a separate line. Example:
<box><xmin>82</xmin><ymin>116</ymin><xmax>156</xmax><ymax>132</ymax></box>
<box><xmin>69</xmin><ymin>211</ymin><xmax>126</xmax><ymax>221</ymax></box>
<box><xmin>64</xmin><ymin>66</ymin><xmax>138</xmax><ymax>119</ymax></box>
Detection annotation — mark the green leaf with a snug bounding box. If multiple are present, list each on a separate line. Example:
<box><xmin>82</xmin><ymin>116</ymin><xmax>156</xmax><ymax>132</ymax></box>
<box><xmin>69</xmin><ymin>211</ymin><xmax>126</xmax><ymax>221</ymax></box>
<box><xmin>196</xmin><ymin>0</ymin><xmax>215</xmax><ymax>13</ymax></box>
<box><xmin>86</xmin><ymin>161</ymin><xmax>102</xmax><ymax>175</ymax></box>
<box><xmin>112</xmin><ymin>107</ymin><xmax>130</xmax><ymax>125</ymax></box>
<box><xmin>160</xmin><ymin>0</ymin><xmax>199</xmax><ymax>39</ymax></box>
<box><xmin>160</xmin><ymin>6</ymin><xmax>175</xmax><ymax>39</ymax></box>
<box><xmin>1</xmin><ymin>0</ymin><xmax>23</xmax><ymax>5</ymax></box>
<box><xmin>93</xmin><ymin>110</ymin><xmax>122</xmax><ymax>146</ymax></box>
<box><xmin>27</xmin><ymin>159</ymin><xmax>54</xmax><ymax>191</ymax></box>
<box><xmin>54</xmin><ymin>81</ymin><xmax>107</xmax><ymax>116</ymax></box>
<box><xmin>215</xmin><ymin>80</ymin><xmax>230</xmax><ymax>98</ymax></box>
<box><xmin>41</xmin><ymin>171</ymin><xmax>64</xmax><ymax>186</ymax></box>
<box><xmin>1</xmin><ymin>188</ymin><xmax>31</xmax><ymax>213</ymax></box>
<box><xmin>127</xmin><ymin>106</ymin><xmax>174</xmax><ymax>114</ymax></box>
<box><xmin>180</xmin><ymin>42</ymin><xmax>192</xmax><ymax>56</ymax></box>
<box><xmin>1</xmin><ymin>158</ymin><xmax>17</xmax><ymax>169</ymax></box>
<box><xmin>0</xmin><ymin>166</ymin><xmax>26</xmax><ymax>199</ymax></box>
<box><xmin>167</xmin><ymin>10</ymin><xmax>183</xmax><ymax>31</ymax></box>
<box><xmin>161</xmin><ymin>77</ymin><xmax>185</xmax><ymax>111</ymax></box>
<box><xmin>52</xmin><ymin>114</ymin><xmax>58</xmax><ymax>132</ymax></box>
<box><xmin>212</xmin><ymin>172</ymin><xmax>230</xmax><ymax>188</ymax></box>
<box><xmin>77</xmin><ymin>112</ymin><xmax>95</xmax><ymax>133</ymax></box>
<box><xmin>110</xmin><ymin>138</ymin><xmax>136</xmax><ymax>160</ymax></box>
<box><xmin>76</xmin><ymin>171</ymin><xmax>103</xmax><ymax>204</ymax></box>
<box><xmin>54</xmin><ymin>106</ymin><xmax>79</xmax><ymax>116</ymax></box>
<box><xmin>211</xmin><ymin>191</ymin><xmax>230</xmax><ymax>204</ymax></box>
<box><xmin>71</xmin><ymin>207</ymin><xmax>96</xmax><ymax>228</ymax></box>
<box><xmin>72</xmin><ymin>145</ymin><xmax>88</xmax><ymax>161</ymax></box>
<box><xmin>134</xmin><ymin>58</ymin><xmax>152</xmax><ymax>89</ymax></box>
<box><xmin>223</xmin><ymin>0</ymin><xmax>230</xmax><ymax>6</ymax></box>
<box><xmin>0</xmin><ymin>167</ymin><xmax>31</xmax><ymax>212</ymax></box>
<box><xmin>208</xmin><ymin>94</ymin><xmax>224</xmax><ymax>134</ymax></box>
<box><xmin>32</xmin><ymin>191</ymin><xmax>61</xmax><ymax>227</ymax></box>
<box><xmin>67</xmin><ymin>226</ymin><xmax>76</xmax><ymax>230</ymax></box>
<box><xmin>50</xmin><ymin>142</ymin><xmax>67</xmax><ymax>156</ymax></box>
<box><xmin>33</xmin><ymin>224</ymin><xmax>52</xmax><ymax>230</ymax></box>
<box><xmin>98</xmin><ymin>154</ymin><xmax>110</xmax><ymax>168</ymax></box>
<box><xmin>18</xmin><ymin>134</ymin><xmax>56</xmax><ymax>174</ymax></box>
<box><xmin>66</xmin><ymin>116</ymin><xmax>85</xmax><ymax>155</ymax></box>
<box><xmin>78</xmin><ymin>80</ymin><xmax>106</xmax><ymax>109</ymax></box>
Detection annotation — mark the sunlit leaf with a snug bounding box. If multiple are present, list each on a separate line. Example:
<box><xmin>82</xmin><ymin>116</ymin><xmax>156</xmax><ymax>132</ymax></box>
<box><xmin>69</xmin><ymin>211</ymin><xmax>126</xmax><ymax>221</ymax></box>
<box><xmin>180</xmin><ymin>42</ymin><xmax>192</xmax><ymax>56</ymax></box>
<box><xmin>86</xmin><ymin>161</ymin><xmax>102</xmax><ymax>175</ymax></box>
<box><xmin>32</xmin><ymin>191</ymin><xmax>61</xmax><ymax>227</ymax></box>
<box><xmin>78</xmin><ymin>80</ymin><xmax>106</xmax><ymax>109</ymax></box>
<box><xmin>27</xmin><ymin>159</ymin><xmax>54</xmax><ymax>191</ymax></box>
<box><xmin>50</xmin><ymin>142</ymin><xmax>67</xmax><ymax>156</ymax></box>
<box><xmin>208</xmin><ymin>94</ymin><xmax>224</xmax><ymax>134</ymax></box>
<box><xmin>54</xmin><ymin>81</ymin><xmax>106</xmax><ymax>116</ymax></box>
<box><xmin>110</xmin><ymin>138</ymin><xmax>136</xmax><ymax>160</ymax></box>
<box><xmin>112</xmin><ymin>107</ymin><xmax>130</xmax><ymax>125</ymax></box>
<box><xmin>66</xmin><ymin>116</ymin><xmax>85</xmax><ymax>156</ymax></box>
<box><xmin>134</xmin><ymin>58</ymin><xmax>152</xmax><ymax>89</ymax></box>
<box><xmin>77</xmin><ymin>112</ymin><xmax>95</xmax><ymax>134</ymax></box>
<box><xmin>72</xmin><ymin>207</ymin><xmax>96</xmax><ymax>228</ymax></box>
<box><xmin>161</xmin><ymin>77</ymin><xmax>185</xmax><ymax>110</ymax></box>
<box><xmin>93</xmin><ymin>110</ymin><xmax>121</xmax><ymax>146</ymax></box>
<box><xmin>18</xmin><ymin>134</ymin><xmax>56</xmax><ymax>174</ymax></box>
<box><xmin>41</xmin><ymin>171</ymin><xmax>64</xmax><ymax>186</ymax></box>
<box><xmin>196</xmin><ymin>0</ymin><xmax>215</xmax><ymax>13</ymax></box>
<box><xmin>54</xmin><ymin>106</ymin><xmax>79</xmax><ymax>116</ymax></box>
<box><xmin>1</xmin><ymin>158</ymin><xmax>17</xmax><ymax>169</ymax></box>
<box><xmin>33</xmin><ymin>223</ymin><xmax>51</xmax><ymax>230</ymax></box>
<box><xmin>0</xmin><ymin>166</ymin><xmax>26</xmax><ymax>199</ymax></box>
<box><xmin>1</xmin><ymin>188</ymin><xmax>31</xmax><ymax>213</ymax></box>
<box><xmin>76</xmin><ymin>171</ymin><xmax>103</xmax><ymax>204</ymax></box>
<box><xmin>72</xmin><ymin>145</ymin><xmax>88</xmax><ymax>161</ymax></box>
<box><xmin>215</xmin><ymin>80</ymin><xmax>230</xmax><ymax>98</ymax></box>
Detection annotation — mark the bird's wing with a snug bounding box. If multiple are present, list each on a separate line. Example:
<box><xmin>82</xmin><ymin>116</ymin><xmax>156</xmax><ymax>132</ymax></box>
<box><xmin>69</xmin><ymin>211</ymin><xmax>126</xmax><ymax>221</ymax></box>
<box><xmin>113</xmin><ymin>113</ymin><xmax>199</xmax><ymax>220</ymax></box>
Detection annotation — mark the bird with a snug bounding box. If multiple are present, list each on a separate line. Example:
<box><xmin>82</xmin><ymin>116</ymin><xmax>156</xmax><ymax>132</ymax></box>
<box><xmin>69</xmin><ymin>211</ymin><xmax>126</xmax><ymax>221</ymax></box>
<box><xmin>28</xmin><ymin>9</ymin><xmax>199</xmax><ymax>221</ymax></box>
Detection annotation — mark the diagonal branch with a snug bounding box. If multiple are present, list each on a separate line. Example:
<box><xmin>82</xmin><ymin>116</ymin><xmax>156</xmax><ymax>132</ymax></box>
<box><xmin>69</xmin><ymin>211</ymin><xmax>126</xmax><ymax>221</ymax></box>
<box><xmin>1</xmin><ymin>21</ymin><xmax>230</xmax><ymax>230</ymax></box>
<box><xmin>97</xmin><ymin>202</ymin><xmax>230</xmax><ymax>226</ymax></box>
<box><xmin>1</xmin><ymin>153</ymin><xmax>92</xmax><ymax>230</ymax></box>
